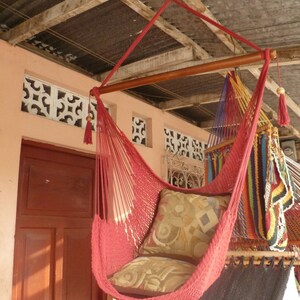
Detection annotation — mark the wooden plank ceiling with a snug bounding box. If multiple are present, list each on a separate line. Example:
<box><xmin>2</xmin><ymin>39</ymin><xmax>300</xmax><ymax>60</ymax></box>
<box><xmin>1</xmin><ymin>0</ymin><xmax>300</xmax><ymax>139</ymax></box>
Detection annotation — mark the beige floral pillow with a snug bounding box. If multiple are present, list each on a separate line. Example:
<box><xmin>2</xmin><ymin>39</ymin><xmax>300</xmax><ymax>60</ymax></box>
<box><xmin>139</xmin><ymin>189</ymin><xmax>230</xmax><ymax>262</ymax></box>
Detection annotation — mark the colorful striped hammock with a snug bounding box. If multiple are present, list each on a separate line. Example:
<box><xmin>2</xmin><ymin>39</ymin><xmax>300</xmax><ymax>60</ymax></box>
<box><xmin>205</xmin><ymin>73</ymin><xmax>295</xmax><ymax>251</ymax></box>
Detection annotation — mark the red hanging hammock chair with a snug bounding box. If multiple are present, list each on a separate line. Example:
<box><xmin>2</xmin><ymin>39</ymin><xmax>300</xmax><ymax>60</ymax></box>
<box><xmin>88</xmin><ymin>1</ymin><xmax>286</xmax><ymax>299</ymax></box>
<box><xmin>91</xmin><ymin>53</ymin><xmax>271</xmax><ymax>299</ymax></box>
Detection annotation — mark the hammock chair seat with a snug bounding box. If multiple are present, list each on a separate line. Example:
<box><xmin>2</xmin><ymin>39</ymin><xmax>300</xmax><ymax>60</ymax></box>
<box><xmin>109</xmin><ymin>189</ymin><xmax>231</xmax><ymax>297</ymax></box>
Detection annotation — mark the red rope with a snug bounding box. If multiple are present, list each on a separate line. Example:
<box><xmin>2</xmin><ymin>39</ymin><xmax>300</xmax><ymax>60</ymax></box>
<box><xmin>96</xmin><ymin>0</ymin><xmax>262</xmax><ymax>91</ymax></box>
<box><xmin>99</xmin><ymin>0</ymin><xmax>172</xmax><ymax>88</ymax></box>
<box><xmin>173</xmin><ymin>0</ymin><xmax>262</xmax><ymax>52</ymax></box>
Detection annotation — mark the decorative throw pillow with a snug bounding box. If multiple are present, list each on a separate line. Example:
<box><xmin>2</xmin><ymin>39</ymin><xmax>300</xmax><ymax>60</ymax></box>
<box><xmin>110</xmin><ymin>256</ymin><xmax>195</xmax><ymax>297</ymax></box>
<box><xmin>139</xmin><ymin>189</ymin><xmax>230</xmax><ymax>262</ymax></box>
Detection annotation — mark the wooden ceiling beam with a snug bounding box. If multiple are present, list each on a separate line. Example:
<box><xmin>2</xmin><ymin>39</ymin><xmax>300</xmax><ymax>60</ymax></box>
<box><xmin>181</xmin><ymin>0</ymin><xmax>246</xmax><ymax>54</ymax></box>
<box><xmin>99</xmin><ymin>46</ymin><xmax>300</xmax><ymax>85</ymax></box>
<box><xmin>200</xmin><ymin>102</ymin><xmax>300</xmax><ymax>139</ymax></box>
<box><xmin>199</xmin><ymin>119</ymin><xmax>214</xmax><ymax>129</ymax></box>
<box><xmin>116</xmin><ymin>0</ymin><xmax>299</xmax><ymax>136</ymax></box>
<box><xmin>183</xmin><ymin>0</ymin><xmax>300</xmax><ymax>121</ymax></box>
<box><xmin>98</xmin><ymin>44</ymin><xmax>300</xmax><ymax>86</ymax></box>
<box><xmin>261</xmin><ymin>103</ymin><xmax>300</xmax><ymax>138</ymax></box>
<box><xmin>277</xmin><ymin>46</ymin><xmax>300</xmax><ymax>63</ymax></box>
<box><xmin>249</xmin><ymin>67</ymin><xmax>300</xmax><ymax>117</ymax></box>
<box><xmin>159</xmin><ymin>93</ymin><xmax>220</xmax><ymax>111</ymax></box>
<box><xmin>98</xmin><ymin>46</ymin><xmax>300</xmax><ymax>84</ymax></box>
<box><xmin>120</xmin><ymin>0</ymin><xmax>300</xmax><ymax>131</ymax></box>
<box><xmin>96</xmin><ymin>46</ymin><xmax>195</xmax><ymax>84</ymax></box>
<box><xmin>118</xmin><ymin>1</ymin><xmax>300</xmax><ymax>72</ymax></box>
<box><xmin>1</xmin><ymin>0</ymin><xmax>109</xmax><ymax>45</ymax></box>
<box><xmin>120</xmin><ymin>0</ymin><xmax>211</xmax><ymax>60</ymax></box>
<box><xmin>155</xmin><ymin>49</ymin><xmax>300</xmax><ymax>73</ymax></box>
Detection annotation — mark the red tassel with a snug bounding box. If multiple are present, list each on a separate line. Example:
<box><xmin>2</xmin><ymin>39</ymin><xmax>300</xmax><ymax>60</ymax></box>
<box><xmin>84</xmin><ymin>93</ymin><xmax>93</xmax><ymax>144</ymax></box>
<box><xmin>277</xmin><ymin>87</ymin><xmax>290</xmax><ymax>126</ymax></box>
<box><xmin>276</xmin><ymin>56</ymin><xmax>290</xmax><ymax>127</ymax></box>
<box><xmin>83</xmin><ymin>115</ymin><xmax>93</xmax><ymax>144</ymax></box>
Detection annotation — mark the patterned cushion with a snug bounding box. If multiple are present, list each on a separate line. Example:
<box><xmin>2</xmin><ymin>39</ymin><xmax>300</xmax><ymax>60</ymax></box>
<box><xmin>109</xmin><ymin>256</ymin><xmax>195</xmax><ymax>296</ymax></box>
<box><xmin>139</xmin><ymin>189</ymin><xmax>230</xmax><ymax>261</ymax></box>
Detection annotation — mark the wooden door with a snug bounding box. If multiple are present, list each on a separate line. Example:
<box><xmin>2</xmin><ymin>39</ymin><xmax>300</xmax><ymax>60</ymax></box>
<box><xmin>12</xmin><ymin>141</ymin><xmax>105</xmax><ymax>300</ymax></box>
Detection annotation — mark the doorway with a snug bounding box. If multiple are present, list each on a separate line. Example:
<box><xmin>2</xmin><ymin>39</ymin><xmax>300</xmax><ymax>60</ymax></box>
<box><xmin>12</xmin><ymin>141</ymin><xmax>105</xmax><ymax>300</ymax></box>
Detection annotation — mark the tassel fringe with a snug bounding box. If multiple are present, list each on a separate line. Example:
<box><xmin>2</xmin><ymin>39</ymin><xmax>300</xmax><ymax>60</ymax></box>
<box><xmin>277</xmin><ymin>87</ymin><xmax>290</xmax><ymax>127</ymax></box>
<box><xmin>84</xmin><ymin>115</ymin><xmax>93</xmax><ymax>144</ymax></box>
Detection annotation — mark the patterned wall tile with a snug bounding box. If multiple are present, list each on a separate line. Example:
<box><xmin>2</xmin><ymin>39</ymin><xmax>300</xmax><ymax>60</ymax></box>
<box><xmin>22</xmin><ymin>74</ymin><xmax>99</xmax><ymax>130</ymax></box>
<box><xmin>164</xmin><ymin>128</ymin><xmax>207</xmax><ymax>161</ymax></box>
<box><xmin>132</xmin><ymin>116</ymin><xmax>147</xmax><ymax>146</ymax></box>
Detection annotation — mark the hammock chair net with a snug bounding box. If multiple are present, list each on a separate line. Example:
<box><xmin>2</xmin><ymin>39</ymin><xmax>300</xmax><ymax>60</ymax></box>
<box><xmin>88</xmin><ymin>1</ymin><xmax>288</xmax><ymax>299</ymax></box>
<box><xmin>91</xmin><ymin>49</ymin><xmax>271</xmax><ymax>299</ymax></box>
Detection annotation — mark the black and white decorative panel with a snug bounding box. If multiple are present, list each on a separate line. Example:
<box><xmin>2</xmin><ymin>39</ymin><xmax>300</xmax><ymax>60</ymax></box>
<box><xmin>132</xmin><ymin>116</ymin><xmax>147</xmax><ymax>146</ymax></box>
<box><xmin>22</xmin><ymin>76</ymin><xmax>53</xmax><ymax>118</ymax></box>
<box><xmin>164</xmin><ymin>128</ymin><xmax>207</xmax><ymax>161</ymax></box>
<box><xmin>191</xmin><ymin>139</ymin><xmax>207</xmax><ymax>161</ymax></box>
<box><xmin>22</xmin><ymin>74</ymin><xmax>100</xmax><ymax>130</ymax></box>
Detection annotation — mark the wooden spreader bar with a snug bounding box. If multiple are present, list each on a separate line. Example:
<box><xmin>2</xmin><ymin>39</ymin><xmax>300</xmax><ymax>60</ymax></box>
<box><xmin>96</xmin><ymin>50</ymin><xmax>277</xmax><ymax>95</ymax></box>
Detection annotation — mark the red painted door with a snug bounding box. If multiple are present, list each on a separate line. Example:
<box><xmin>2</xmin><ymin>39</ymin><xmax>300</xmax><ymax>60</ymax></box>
<box><xmin>12</xmin><ymin>141</ymin><xmax>105</xmax><ymax>300</ymax></box>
